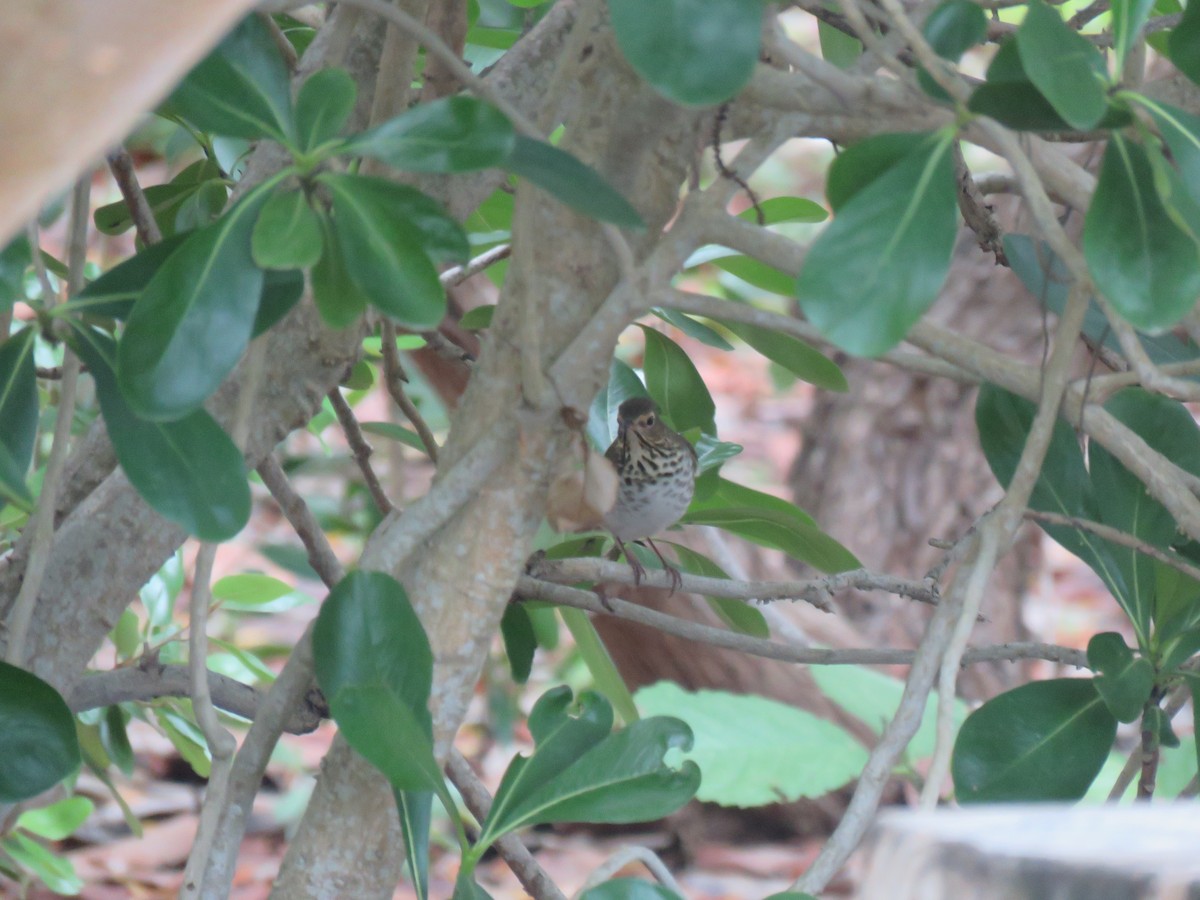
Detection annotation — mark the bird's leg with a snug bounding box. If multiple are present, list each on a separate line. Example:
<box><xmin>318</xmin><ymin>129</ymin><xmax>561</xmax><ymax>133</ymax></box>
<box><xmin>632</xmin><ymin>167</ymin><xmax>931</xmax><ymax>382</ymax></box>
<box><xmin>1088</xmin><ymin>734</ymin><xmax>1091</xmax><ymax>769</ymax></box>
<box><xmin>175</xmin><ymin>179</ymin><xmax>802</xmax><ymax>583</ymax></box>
<box><xmin>612</xmin><ymin>536</ymin><xmax>646</xmax><ymax>585</ymax></box>
<box><xmin>645</xmin><ymin>538</ymin><xmax>683</xmax><ymax>595</ymax></box>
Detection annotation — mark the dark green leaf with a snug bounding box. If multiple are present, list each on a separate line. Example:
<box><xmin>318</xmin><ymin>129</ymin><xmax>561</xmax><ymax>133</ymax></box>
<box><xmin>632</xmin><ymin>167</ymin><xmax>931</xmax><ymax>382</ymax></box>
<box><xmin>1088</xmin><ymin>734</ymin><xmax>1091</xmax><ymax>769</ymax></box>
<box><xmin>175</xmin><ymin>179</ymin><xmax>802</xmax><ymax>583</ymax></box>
<box><xmin>710</xmin><ymin>255</ymin><xmax>794</xmax><ymax>295</ymax></box>
<box><xmin>1186</xmin><ymin>673</ymin><xmax>1200</xmax><ymax>777</ymax></box>
<box><xmin>588</xmin><ymin>358</ymin><xmax>649</xmax><ymax>450</ymax></box>
<box><xmin>252</xmin><ymin>189</ymin><xmax>324</xmax><ymax>270</ymax></box>
<box><xmin>296</xmin><ymin>67</ymin><xmax>357</xmax><ymax>153</ymax></box>
<box><xmin>607</xmin><ymin>0</ymin><xmax>763</xmax><ymax>105</ymax></box>
<box><xmin>459</xmin><ymin>305</ymin><xmax>496</xmax><ymax>330</ymax></box>
<box><xmin>692</xmin><ymin>433</ymin><xmax>742</xmax><ymax>475</ymax></box>
<box><xmin>1087</xmin><ymin>632</ymin><xmax>1154</xmax><ymax>722</ymax></box>
<box><xmin>1168</xmin><ymin>0</ymin><xmax>1200</xmax><ymax>85</ymax></box>
<box><xmin>453</xmin><ymin>872</ymin><xmax>496</xmax><ymax>900</ymax></box>
<box><xmin>343</xmin><ymin>96</ymin><xmax>515</xmax><ymax>172</ymax></box>
<box><xmin>1084</xmin><ymin>136</ymin><xmax>1200</xmax><ymax>332</ymax></box>
<box><xmin>691</xmin><ymin>476</ymin><xmax>817</xmax><ymax>527</ymax></box>
<box><xmin>952</xmin><ymin>678</ymin><xmax>1116</xmax><ymax>802</ymax></box>
<box><xmin>1136</xmin><ymin>98</ymin><xmax>1200</xmax><ymax>205</ymax></box>
<box><xmin>1016</xmin><ymin>0</ymin><xmax>1108</xmax><ymax>130</ymax></box>
<box><xmin>640</xmin><ymin>327</ymin><xmax>716</xmax><ymax>435</ymax></box>
<box><xmin>396</xmin><ymin>789</ymin><xmax>432</xmax><ymax>900</ymax></box>
<box><xmin>311</xmin><ymin>209</ymin><xmax>370</xmax><ymax>328</ymax></box>
<box><xmin>559</xmin><ymin>608</ymin><xmax>641</xmax><ymax>725</ymax></box>
<box><xmin>480</xmin><ymin>689</ymin><xmax>698</xmax><ymax>842</ymax></box>
<box><xmin>825</xmin><ymin>132</ymin><xmax>930</xmax><ymax>211</ymax></box>
<box><xmin>579</xmin><ymin>879</ymin><xmax>682</xmax><ymax>900</ymax></box>
<box><xmin>360</xmin><ymin>421</ymin><xmax>430</xmax><ymax>454</ymax></box>
<box><xmin>1112</xmin><ymin>0</ymin><xmax>1157</xmax><ymax>73</ymax></box>
<box><xmin>165</xmin><ymin>15</ymin><xmax>295</xmax><ymax>144</ymax></box>
<box><xmin>818</xmin><ymin>19</ymin><xmax>862</xmax><ymax>69</ymax></box>
<box><xmin>63</xmin><ymin>234</ymin><xmax>191</xmax><ymax>319</ymax></box>
<box><xmin>173</xmin><ymin>181</ymin><xmax>229</xmax><ymax>234</ymax></box>
<box><xmin>321</xmin><ymin>174</ymin><xmax>452</xmax><ymax>328</ymax></box>
<box><xmin>2</xmin><ymin>831</ymin><xmax>82</xmax><ymax>895</ymax></box>
<box><xmin>71</xmin><ymin>324</ymin><xmax>251</xmax><ymax>541</ymax></box>
<box><xmin>0</xmin><ymin>662</ymin><xmax>81</xmax><ymax>802</ymax></box>
<box><xmin>94</xmin><ymin>184</ymin><xmax>193</xmax><ymax>237</ymax></box>
<box><xmin>798</xmin><ymin>132</ymin><xmax>957</xmax><ymax>356</ymax></box>
<box><xmin>0</xmin><ymin>442</ymin><xmax>33</xmax><ymax>511</ymax></box>
<box><xmin>669</xmin><ymin>543</ymin><xmax>769</xmax><ymax>638</ymax></box>
<box><xmin>0</xmin><ymin>234</ymin><xmax>31</xmax><ymax>313</ymax></box>
<box><xmin>252</xmin><ymin>268</ymin><xmax>306</xmax><ymax>337</ymax></box>
<box><xmin>101</xmin><ymin>705</ymin><xmax>135</xmax><ymax>776</ymax></box>
<box><xmin>313</xmin><ymin>571</ymin><xmax>447</xmax><ymax>795</ymax></box>
<box><xmin>682</xmin><ymin>505</ymin><xmax>858</xmax><ymax>572</ymax></box>
<box><xmin>500</xmin><ymin>603</ymin><xmax>537</xmax><ymax>683</ymax></box>
<box><xmin>0</xmin><ymin>328</ymin><xmax>38</xmax><ymax>477</ymax></box>
<box><xmin>117</xmin><ymin>188</ymin><xmax>271</xmax><ymax>420</ymax></box>
<box><xmin>505</xmin><ymin>137</ymin><xmax>644</xmax><ymax>229</ymax></box>
<box><xmin>737</xmin><ymin>196</ymin><xmax>828</xmax><ymax>225</ymax></box>
<box><xmin>919</xmin><ymin>0</ymin><xmax>987</xmax><ymax>99</ymax></box>
<box><xmin>1145</xmin><ymin>704</ymin><xmax>1180</xmax><ymax>747</ymax></box>
<box><xmin>718</xmin><ymin>318</ymin><xmax>847</xmax><ymax>392</ymax></box>
<box><xmin>651</xmin><ymin>308</ymin><xmax>734</xmax><ymax>350</ymax></box>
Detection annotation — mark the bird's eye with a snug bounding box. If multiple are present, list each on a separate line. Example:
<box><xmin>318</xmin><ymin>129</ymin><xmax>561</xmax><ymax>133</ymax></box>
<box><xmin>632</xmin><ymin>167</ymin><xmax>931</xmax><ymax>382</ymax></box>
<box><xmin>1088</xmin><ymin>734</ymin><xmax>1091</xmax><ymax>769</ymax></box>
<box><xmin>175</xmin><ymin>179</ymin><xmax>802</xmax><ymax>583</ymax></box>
<box><xmin>645</xmin><ymin>415</ymin><xmax>655</xmax><ymax>426</ymax></box>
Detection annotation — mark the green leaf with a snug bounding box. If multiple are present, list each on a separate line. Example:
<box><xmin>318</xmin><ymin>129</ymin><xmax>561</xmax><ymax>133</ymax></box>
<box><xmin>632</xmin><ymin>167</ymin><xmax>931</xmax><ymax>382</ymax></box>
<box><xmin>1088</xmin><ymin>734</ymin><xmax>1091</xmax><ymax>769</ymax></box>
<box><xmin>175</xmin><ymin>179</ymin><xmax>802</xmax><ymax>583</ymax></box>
<box><xmin>1168</xmin><ymin>0</ymin><xmax>1200</xmax><ymax>85</ymax></box>
<box><xmin>639</xmin><ymin>327</ymin><xmax>716</xmax><ymax>435</ymax></box>
<box><xmin>396</xmin><ymin>789</ymin><xmax>432</xmax><ymax>900</ymax></box>
<box><xmin>636</xmin><ymin>683</ymin><xmax>865</xmax><ymax>805</ymax></box>
<box><xmin>211</xmin><ymin>573</ymin><xmax>294</xmax><ymax>606</ymax></box>
<box><xmin>16</xmin><ymin>796</ymin><xmax>94</xmax><ymax>841</ymax></box>
<box><xmin>310</xmin><ymin>209</ymin><xmax>370</xmax><ymax>328</ymax></box>
<box><xmin>0</xmin><ymin>662</ymin><xmax>81</xmax><ymax>802</ymax></box>
<box><xmin>0</xmin><ymin>328</ymin><xmax>38</xmax><ymax>481</ymax></box>
<box><xmin>505</xmin><ymin>137</ymin><xmax>644</xmax><ymax>229</ymax></box>
<box><xmin>579</xmin><ymin>879</ymin><xmax>682</xmax><ymax>900</ymax></box>
<box><xmin>952</xmin><ymin>678</ymin><xmax>1116</xmax><ymax>802</ymax></box>
<box><xmin>588</xmin><ymin>358</ymin><xmax>649</xmax><ymax>450</ymax></box>
<box><xmin>253</xmin><ymin>268</ymin><xmax>305</xmax><ymax>337</ymax></box>
<box><xmin>343</xmin><ymin>96</ymin><xmax>515</xmax><ymax>172</ymax></box>
<box><xmin>164</xmin><ymin>15</ymin><xmax>295</xmax><ymax>144</ymax></box>
<box><xmin>1112</xmin><ymin>0</ymin><xmax>1157</xmax><ymax>73</ymax></box>
<box><xmin>824</xmin><ymin>132</ymin><xmax>930</xmax><ymax>211</ymax></box>
<box><xmin>1084</xmin><ymin>135</ymin><xmax>1200</xmax><ymax>332</ymax></box>
<box><xmin>296</xmin><ymin>67</ymin><xmax>357</xmax><ymax>153</ymax></box>
<box><xmin>918</xmin><ymin>0</ymin><xmax>988</xmax><ymax>99</ymax></box>
<box><xmin>682</xmin><ymin>505</ymin><xmax>859</xmax><ymax>573</ymax></box>
<box><xmin>100</xmin><ymin>704</ymin><xmax>135</xmax><ymax>775</ymax></box>
<box><xmin>360</xmin><ymin>421</ymin><xmax>430</xmax><ymax>454</ymax></box>
<box><xmin>70</xmin><ymin>324</ymin><xmax>250</xmax><ymax>541</ymax></box>
<box><xmin>651</xmin><ymin>308</ymin><xmax>734</xmax><ymax>350</ymax></box>
<box><xmin>736</xmin><ymin>196</ymin><xmax>827</xmax><ymax>225</ymax></box>
<box><xmin>1135</xmin><ymin>97</ymin><xmax>1200</xmax><ymax>207</ymax></box>
<box><xmin>692</xmin><ymin>433</ymin><xmax>742</xmax><ymax>475</ymax></box>
<box><xmin>818</xmin><ymin>19</ymin><xmax>862</xmax><ymax>69</ymax></box>
<box><xmin>63</xmin><ymin>234</ymin><xmax>191</xmax><ymax>319</ymax></box>
<box><xmin>667</xmin><ymin>542</ymin><xmax>769</xmax><ymax>638</ymax></box>
<box><xmin>480</xmin><ymin>692</ymin><xmax>699</xmax><ymax>841</ymax></box>
<box><xmin>320</xmin><ymin>174</ymin><xmax>451</xmax><ymax>328</ymax></box>
<box><xmin>1087</xmin><ymin>632</ymin><xmax>1154</xmax><ymax>722</ymax></box>
<box><xmin>718</xmin><ymin>318</ymin><xmax>847</xmax><ymax>392</ymax></box>
<box><xmin>710</xmin><ymin>255</ymin><xmax>794</xmax><ymax>295</ymax></box>
<box><xmin>0</xmin><ymin>442</ymin><xmax>33</xmax><ymax>511</ymax></box>
<box><xmin>500</xmin><ymin>603</ymin><xmax>537</xmax><ymax>683</ymax></box>
<box><xmin>798</xmin><ymin>132</ymin><xmax>957</xmax><ymax>357</ymax></box>
<box><xmin>157</xmin><ymin>709</ymin><xmax>210</xmax><ymax>777</ymax></box>
<box><xmin>118</xmin><ymin>187</ymin><xmax>271</xmax><ymax>420</ymax></box>
<box><xmin>313</xmin><ymin>571</ymin><xmax>447</xmax><ymax>796</ymax></box>
<box><xmin>559</xmin><ymin>607</ymin><xmax>641</xmax><ymax>725</ymax></box>
<box><xmin>459</xmin><ymin>304</ymin><xmax>496</xmax><ymax>331</ymax></box>
<box><xmin>607</xmin><ymin>0</ymin><xmax>763</xmax><ymax>105</ymax></box>
<box><xmin>0</xmin><ymin>234</ymin><xmax>31</xmax><ymax>313</ymax></box>
<box><xmin>2</xmin><ymin>831</ymin><xmax>82</xmax><ymax>895</ymax></box>
<box><xmin>252</xmin><ymin>189</ymin><xmax>324</xmax><ymax>270</ymax></box>
<box><xmin>1016</xmin><ymin>0</ymin><xmax>1108</xmax><ymax>130</ymax></box>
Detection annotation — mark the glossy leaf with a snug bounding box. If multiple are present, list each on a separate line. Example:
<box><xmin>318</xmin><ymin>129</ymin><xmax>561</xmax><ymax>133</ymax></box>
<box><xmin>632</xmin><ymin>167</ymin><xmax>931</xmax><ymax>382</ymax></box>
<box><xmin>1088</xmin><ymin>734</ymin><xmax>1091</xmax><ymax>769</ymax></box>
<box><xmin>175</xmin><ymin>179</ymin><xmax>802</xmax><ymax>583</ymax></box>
<box><xmin>1136</xmin><ymin>97</ymin><xmax>1200</xmax><ymax>205</ymax></box>
<box><xmin>311</xmin><ymin>209</ymin><xmax>370</xmax><ymax>328</ymax></box>
<box><xmin>636</xmin><ymin>682</ymin><xmax>864</xmax><ymax>805</ymax></box>
<box><xmin>1016</xmin><ymin>0</ymin><xmax>1108</xmax><ymax>130</ymax></box>
<box><xmin>652</xmin><ymin>308</ymin><xmax>734</xmax><ymax>350</ymax></box>
<box><xmin>480</xmin><ymin>690</ymin><xmax>698</xmax><ymax>841</ymax></box>
<box><xmin>118</xmin><ymin>187</ymin><xmax>271</xmax><ymax>421</ymax></box>
<box><xmin>252</xmin><ymin>268</ymin><xmax>306</xmax><ymax>337</ymax></box>
<box><xmin>1087</xmin><ymin>137</ymin><xmax>1200</xmax><ymax>332</ymax></box>
<box><xmin>396</xmin><ymin>789</ymin><xmax>432</xmax><ymax>900</ymax></box>
<box><xmin>682</xmin><ymin>505</ymin><xmax>859</xmax><ymax>573</ymax></box>
<box><xmin>668</xmin><ymin>542</ymin><xmax>769</xmax><ymax>638</ymax></box>
<box><xmin>1168</xmin><ymin>0</ymin><xmax>1200</xmax><ymax>85</ymax></box>
<box><xmin>607</xmin><ymin>0</ymin><xmax>763</xmax><ymax>105</ymax></box>
<box><xmin>1087</xmin><ymin>632</ymin><xmax>1154</xmax><ymax>723</ymax></box>
<box><xmin>165</xmin><ymin>15</ymin><xmax>295</xmax><ymax>144</ymax></box>
<box><xmin>101</xmin><ymin>704</ymin><xmax>135</xmax><ymax>775</ymax></box>
<box><xmin>919</xmin><ymin>0</ymin><xmax>987</xmax><ymax>99</ymax></box>
<box><xmin>0</xmin><ymin>662</ymin><xmax>81</xmax><ymax>802</ymax></box>
<box><xmin>295</xmin><ymin>67</ymin><xmax>357</xmax><ymax>153</ymax></box>
<box><xmin>825</xmin><ymin>132</ymin><xmax>930</xmax><ymax>211</ymax></box>
<box><xmin>500</xmin><ymin>603</ymin><xmax>537</xmax><ymax>683</ymax></box>
<box><xmin>0</xmin><ymin>328</ymin><xmax>38</xmax><ymax>481</ymax></box>
<box><xmin>559</xmin><ymin>607</ymin><xmax>641</xmax><ymax>725</ymax></box>
<box><xmin>321</xmin><ymin>174</ymin><xmax>452</xmax><ymax>328</ymax></box>
<box><xmin>252</xmin><ymin>189</ymin><xmax>324</xmax><ymax>270</ymax></box>
<box><xmin>313</xmin><ymin>571</ymin><xmax>447</xmax><ymax>795</ymax></box>
<box><xmin>16</xmin><ymin>796</ymin><xmax>94</xmax><ymax>841</ymax></box>
<box><xmin>711</xmin><ymin>255</ymin><xmax>794</xmax><ymax>296</ymax></box>
<box><xmin>63</xmin><ymin>234</ymin><xmax>191</xmax><ymax>319</ymax></box>
<box><xmin>0</xmin><ymin>234</ymin><xmax>31</xmax><ymax>313</ymax></box>
<box><xmin>71</xmin><ymin>325</ymin><xmax>251</xmax><ymax>541</ymax></box>
<box><xmin>718</xmin><ymin>318</ymin><xmax>847</xmax><ymax>392</ymax></box>
<box><xmin>579</xmin><ymin>879</ymin><xmax>682</xmax><ymax>900</ymax></box>
<box><xmin>639</xmin><ymin>326</ymin><xmax>716</xmax><ymax>434</ymax></box>
<box><xmin>798</xmin><ymin>132</ymin><xmax>957</xmax><ymax>357</ymax></box>
<box><xmin>952</xmin><ymin>678</ymin><xmax>1116</xmax><ymax>802</ymax></box>
<box><xmin>737</xmin><ymin>196</ymin><xmax>827</xmax><ymax>225</ymax></box>
<box><xmin>505</xmin><ymin>137</ymin><xmax>644</xmax><ymax>229</ymax></box>
<box><xmin>588</xmin><ymin>358</ymin><xmax>649</xmax><ymax>450</ymax></box>
<box><xmin>1112</xmin><ymin>0</ymin><xmax>1157</xmax><ymax>74</ymax></box>
<box><xmin>343</xmin><ymin>96</ymin><xmax>515</xmax><ymax>172</ymax></box>
<box><xmin>0</xmin><ymin>442</ymin><xmax>33</xmax><ymax>510</ymax></box>
<box><xmin>693</xmin><ymin>433</ymin><xmax>743</xmax><ymax>475</ymax></box>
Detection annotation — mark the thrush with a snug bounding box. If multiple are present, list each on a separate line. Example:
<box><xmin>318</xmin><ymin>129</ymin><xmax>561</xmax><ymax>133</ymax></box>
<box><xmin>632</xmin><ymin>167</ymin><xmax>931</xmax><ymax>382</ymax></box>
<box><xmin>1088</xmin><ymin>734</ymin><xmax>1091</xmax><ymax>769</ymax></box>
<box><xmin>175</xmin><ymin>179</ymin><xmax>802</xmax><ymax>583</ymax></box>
<box><xmin>603</xmin><ymin>397</ymin><xmax>698</xmax><ymax>590</ymax></box>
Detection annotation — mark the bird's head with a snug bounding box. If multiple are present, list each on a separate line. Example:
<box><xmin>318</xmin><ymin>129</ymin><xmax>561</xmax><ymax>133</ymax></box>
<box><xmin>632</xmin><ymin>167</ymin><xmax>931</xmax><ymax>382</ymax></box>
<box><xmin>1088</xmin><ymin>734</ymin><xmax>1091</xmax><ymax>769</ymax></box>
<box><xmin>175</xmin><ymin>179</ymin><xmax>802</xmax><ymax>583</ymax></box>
<box><xmin>616</xmin><ymin>397</ymin><xmax>668</xmax><ymax>445</ymax></box>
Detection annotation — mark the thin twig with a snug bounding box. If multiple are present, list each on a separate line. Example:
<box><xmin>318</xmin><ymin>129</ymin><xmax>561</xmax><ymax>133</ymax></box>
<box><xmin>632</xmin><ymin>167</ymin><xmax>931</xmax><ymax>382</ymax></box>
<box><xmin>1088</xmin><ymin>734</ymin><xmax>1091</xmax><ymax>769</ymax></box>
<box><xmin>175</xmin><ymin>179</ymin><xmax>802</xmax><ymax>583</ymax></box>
<box><xmin>576</xmin><ymin>846</ymin><xmax>684</xmax><ymax>899</ymax></box>
<box><xmin>328</xmin><ymin>388</ymin><xmax>396</xmax><ymax>514</ymax></box>
<box><xmin>105</xmin><ymin>147</ymin><xmax>163</xmax><ymax>246</ymax></box>
<box><xmin>5</xmin><ymin>177</ymin><xmax>90</xmax><ymax>666</ymax></box>
<box><xmin>381</xmin><ymin>321</ymin><xmax>440</xmax><ymax>462</ymax></box>
<box><xmin>1025</xmin><ymin>510</ymin><xmax>1200</xmax><ymax>584</ymax></box>
<box><xmin>25</xmin><ymin>222</ymin><xmax>57</xmax><ymax>304</ymax></box>
<box><xmin>445</xmin><ymin>752</ymin><xmax>568</xmax><ymax>900</ymax></box>
<box><xmin>440</xmin><ymin>244</ymin><xmax>511</xmax><ymax>287</ymax></box>
<box><xmin>257</xmin><ymin>454</ymin><xmax>345</xmax><ymax>586</ymax></box>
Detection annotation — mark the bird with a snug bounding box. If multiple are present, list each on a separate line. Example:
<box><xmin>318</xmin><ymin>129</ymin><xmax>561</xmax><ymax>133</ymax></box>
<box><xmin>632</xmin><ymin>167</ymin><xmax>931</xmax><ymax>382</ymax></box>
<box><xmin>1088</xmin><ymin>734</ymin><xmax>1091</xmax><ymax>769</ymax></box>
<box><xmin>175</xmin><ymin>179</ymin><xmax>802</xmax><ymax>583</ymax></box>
<box><xmin>603</xmin><ymin>397</ymin><xmax>698</xmax><ymax>591</ymax></box>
